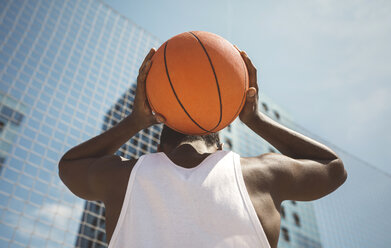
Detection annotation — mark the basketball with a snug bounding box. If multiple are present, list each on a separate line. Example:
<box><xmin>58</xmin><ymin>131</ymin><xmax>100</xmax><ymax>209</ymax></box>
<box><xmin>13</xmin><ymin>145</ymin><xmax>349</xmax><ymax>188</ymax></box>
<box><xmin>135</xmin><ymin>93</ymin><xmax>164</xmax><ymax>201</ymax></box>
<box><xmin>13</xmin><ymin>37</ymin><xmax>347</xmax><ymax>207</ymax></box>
<box><xmin>146</xmin><ymin>31</ymin><xmax>248</xmax><ymax>135</ymax></box>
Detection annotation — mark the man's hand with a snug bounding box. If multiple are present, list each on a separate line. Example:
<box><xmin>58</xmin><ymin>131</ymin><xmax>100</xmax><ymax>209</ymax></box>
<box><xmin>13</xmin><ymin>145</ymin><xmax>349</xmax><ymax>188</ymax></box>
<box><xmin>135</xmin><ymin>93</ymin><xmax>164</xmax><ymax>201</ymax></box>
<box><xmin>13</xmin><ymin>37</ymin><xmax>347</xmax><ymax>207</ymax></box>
<box><xmin>131</xmin><ymin>48</ymin><xmax>165</xmax><ymax>130</ymax></box>
<box><xmin>235</xmin><ymin>46</ymin><xmax>260</xmax><ymax>125</ymax></box>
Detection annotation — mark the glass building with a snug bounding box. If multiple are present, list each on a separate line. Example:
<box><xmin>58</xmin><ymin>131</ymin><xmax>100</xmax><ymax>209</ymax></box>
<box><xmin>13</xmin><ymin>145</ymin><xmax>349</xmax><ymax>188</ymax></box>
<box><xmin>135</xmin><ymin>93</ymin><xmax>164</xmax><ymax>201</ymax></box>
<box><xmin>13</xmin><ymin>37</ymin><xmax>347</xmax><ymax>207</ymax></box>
<box><xmin>1</xmin><ymin>0</ymin><xmax>390</xmax><ymax>247</ymax></box>
<box><xmin>0</xmin><ymin>0</ymin><xmax>160</xmax><ymax>247</ymax></box>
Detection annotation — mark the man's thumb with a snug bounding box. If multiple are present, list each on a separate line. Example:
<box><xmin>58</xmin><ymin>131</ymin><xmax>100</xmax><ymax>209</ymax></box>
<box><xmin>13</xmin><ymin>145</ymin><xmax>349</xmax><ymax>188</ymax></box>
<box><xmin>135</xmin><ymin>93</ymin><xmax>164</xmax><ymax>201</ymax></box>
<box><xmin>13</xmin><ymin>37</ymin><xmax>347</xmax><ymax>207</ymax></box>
<box><xmin>155</xmin><ymin>113</ymin><xmax>166</xmax><ymax>123</ymax></box>
<box><xmin>246</xmin><ymin>87</ymin><xmax>257</xmax><ymax>100</ymax></box>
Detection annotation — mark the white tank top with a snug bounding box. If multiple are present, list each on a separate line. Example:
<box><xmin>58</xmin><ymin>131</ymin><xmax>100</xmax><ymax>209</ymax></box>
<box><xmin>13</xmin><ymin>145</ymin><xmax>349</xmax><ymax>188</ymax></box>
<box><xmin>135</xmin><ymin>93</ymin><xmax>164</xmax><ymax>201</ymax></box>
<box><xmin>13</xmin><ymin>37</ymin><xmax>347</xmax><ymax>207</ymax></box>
<box><xmin>108</xmin><ymin>150</ymin><xmax>271</xmax><ymax>248</ymax></box>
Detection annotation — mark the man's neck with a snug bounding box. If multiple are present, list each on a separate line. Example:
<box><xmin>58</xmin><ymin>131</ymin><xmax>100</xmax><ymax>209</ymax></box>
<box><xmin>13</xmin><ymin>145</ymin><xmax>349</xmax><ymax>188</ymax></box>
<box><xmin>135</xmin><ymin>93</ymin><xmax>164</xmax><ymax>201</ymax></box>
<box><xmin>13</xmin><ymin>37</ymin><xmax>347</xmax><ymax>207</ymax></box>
<box><xmin>171</xmin><ymin>141</ymin><xmax>218</xmax><ymax>155</ymax></box>
<box><xmin>164</xmin><ymin>142</ymin><xmax>219</xmax><ymax>168</ymax></box>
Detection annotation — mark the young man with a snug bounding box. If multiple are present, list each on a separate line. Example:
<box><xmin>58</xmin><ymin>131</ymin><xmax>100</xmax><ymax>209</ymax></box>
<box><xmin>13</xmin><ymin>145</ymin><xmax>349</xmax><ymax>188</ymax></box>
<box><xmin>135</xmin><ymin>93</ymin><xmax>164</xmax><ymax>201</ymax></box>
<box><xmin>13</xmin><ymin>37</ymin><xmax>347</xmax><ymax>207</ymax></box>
<box><xmin>59</xmin><ymin>48</ymin><xmax>347</xmax><ymax>248</ymax></box>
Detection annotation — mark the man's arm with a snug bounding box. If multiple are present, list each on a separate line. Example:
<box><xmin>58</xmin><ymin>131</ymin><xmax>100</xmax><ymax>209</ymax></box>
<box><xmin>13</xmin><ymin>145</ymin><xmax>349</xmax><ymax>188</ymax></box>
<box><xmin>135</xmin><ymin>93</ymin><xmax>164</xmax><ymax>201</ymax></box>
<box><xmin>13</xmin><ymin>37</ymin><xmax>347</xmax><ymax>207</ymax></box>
<box><xmin>58</xmin><ymin>48</ymin><xmax>164</xmax><ymax>201</ymax></box>
<box><xmin>236</xmin><ymin>48</ymin><xmax>347</xmax><ymax>203</ymax></box>
<box><xmin>58</xmin><ymin>115</ymin><xmax>143</xmax><ymax>201</ymax></box>
<box><xmin>245</xmin><ymin>113</ymin><xmax>347</xmax><ymax>202</ymax></box>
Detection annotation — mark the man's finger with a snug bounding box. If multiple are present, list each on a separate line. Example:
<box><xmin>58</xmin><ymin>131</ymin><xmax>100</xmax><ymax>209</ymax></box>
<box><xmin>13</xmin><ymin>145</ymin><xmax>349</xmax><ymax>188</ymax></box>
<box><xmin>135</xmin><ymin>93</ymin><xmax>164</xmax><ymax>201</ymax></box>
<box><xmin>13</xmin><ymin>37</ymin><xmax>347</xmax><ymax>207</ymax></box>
<box><xmin>136</xmin><ymin>59</ymin><xmax>154</xmax><ymax>105</ymax></box>
<box><xmin>233</xmin><ymin>44</ymin><xmax>241</xmax><ymax>53</ymax></box>
<box><xmin>144</xmin><ymin>48</ymin><xmax>156</xmax><ymax>64</ymax></box>
<box><xmin>139</xmin><ymin>48</ymin><xmax>156</xmax><ymax>72</ymax></box>
<box><xmin>241</xmin><ymin>51</ymin><xmax>256</xmax><ymax>72</ymax></box>
<box><xmin>139</xmin><ymin>60</ymin><xmax>152</xmax><ymax>78</ymax></box>
<box><xmin>155</xmin><ymin>113</ymin><xmax>166</xmax><ymax>123</ymax></box>
<box><xmin>246</xmin><ymin>87</ymin><xmax>258</xmax><ymax>104</ymax></box>
<box><xmin>240</xmin><ymin>51</ymin><xmax>258</xmax><ymax>91</ymax></box>
<box><xmin>138</xmin><ymin>60</ymin><xmax>152</xmax><ymax>82</ymax></box>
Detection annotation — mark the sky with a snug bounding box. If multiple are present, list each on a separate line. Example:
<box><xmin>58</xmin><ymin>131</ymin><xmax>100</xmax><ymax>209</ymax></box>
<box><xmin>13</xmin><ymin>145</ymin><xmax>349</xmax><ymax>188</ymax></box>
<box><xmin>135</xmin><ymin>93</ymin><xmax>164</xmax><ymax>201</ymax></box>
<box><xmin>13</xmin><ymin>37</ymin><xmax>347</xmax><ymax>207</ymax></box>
<box><xmin>102</xmin><ymin>0</ymin><xmax>391</xmax><ymax>174</ymax></box>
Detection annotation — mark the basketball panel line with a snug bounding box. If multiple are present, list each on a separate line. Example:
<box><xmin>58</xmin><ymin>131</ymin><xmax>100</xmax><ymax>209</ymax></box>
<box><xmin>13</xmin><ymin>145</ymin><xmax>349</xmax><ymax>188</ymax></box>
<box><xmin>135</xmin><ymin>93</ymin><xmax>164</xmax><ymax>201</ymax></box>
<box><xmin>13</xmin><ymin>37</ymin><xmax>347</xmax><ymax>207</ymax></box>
<box><xmin>163</xmin><ymin>41</ymin><xmax>212</xmax><ymax>134</ymax></box>
<box><xmin>188</xmin><ymin>31</ymin><xmax>223</xmax><ymax>132</ymax></box>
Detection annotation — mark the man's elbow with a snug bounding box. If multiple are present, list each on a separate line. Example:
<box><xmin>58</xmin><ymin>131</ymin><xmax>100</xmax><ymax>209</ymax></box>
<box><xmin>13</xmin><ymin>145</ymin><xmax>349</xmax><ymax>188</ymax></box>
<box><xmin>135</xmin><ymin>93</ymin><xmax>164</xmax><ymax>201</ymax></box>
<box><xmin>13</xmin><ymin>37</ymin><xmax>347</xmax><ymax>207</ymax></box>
<box><xmin>58</xmin><ymin>161</ymin><xmax>68</xmax><ymax>184</ymax></box>
<box><xmin>58</xmin><ymin>158</ymin><xmax>74</xmax><ymax>185</ymax></box>
<box><xmin>329</xmin><ymin>158</ymin><xmax>348</xmax><ymax>186</ymax></box>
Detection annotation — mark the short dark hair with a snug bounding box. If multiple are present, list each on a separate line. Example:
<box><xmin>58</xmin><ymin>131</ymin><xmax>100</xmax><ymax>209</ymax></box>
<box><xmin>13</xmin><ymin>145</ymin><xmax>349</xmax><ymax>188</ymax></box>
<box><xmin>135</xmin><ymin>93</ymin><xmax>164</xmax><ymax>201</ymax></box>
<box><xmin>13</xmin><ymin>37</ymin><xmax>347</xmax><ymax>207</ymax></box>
<box><xmin>159</xmin><ymin>125</ymin><xmax>220</xmax><ymax>148</ymax></box>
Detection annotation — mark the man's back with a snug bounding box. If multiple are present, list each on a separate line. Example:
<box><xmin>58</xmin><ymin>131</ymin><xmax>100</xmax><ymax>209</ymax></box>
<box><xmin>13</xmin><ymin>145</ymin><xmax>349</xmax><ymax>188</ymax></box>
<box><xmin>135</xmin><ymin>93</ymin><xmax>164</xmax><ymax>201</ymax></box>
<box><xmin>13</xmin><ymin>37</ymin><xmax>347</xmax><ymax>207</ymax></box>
<box><xmin>102</xmin><ymin>149</ymin><xmax>284</xmax><ymax>247</ymax></box>
<box><xmin>106</xmin><ymin>150</ymin><xmax>271</xmax><ymax>248</ymax></box>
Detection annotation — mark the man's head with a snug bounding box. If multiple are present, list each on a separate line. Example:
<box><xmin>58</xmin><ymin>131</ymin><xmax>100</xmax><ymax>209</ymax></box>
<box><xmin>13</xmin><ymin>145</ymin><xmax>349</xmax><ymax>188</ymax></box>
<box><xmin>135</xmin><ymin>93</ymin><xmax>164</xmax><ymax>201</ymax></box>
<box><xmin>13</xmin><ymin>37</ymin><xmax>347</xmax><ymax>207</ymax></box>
<box><xmin>158</xmin><ymin>124</ymin><xmax>222</xmax><ymax>153</ymax></box>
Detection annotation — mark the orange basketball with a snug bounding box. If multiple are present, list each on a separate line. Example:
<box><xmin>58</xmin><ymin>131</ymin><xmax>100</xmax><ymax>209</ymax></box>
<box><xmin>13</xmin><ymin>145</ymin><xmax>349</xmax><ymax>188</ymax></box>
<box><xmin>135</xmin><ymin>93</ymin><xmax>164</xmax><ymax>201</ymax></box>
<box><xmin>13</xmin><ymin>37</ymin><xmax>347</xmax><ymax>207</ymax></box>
<box><xmin>146</xmin><ymin>31</ymin><xmax>248</xmax><ymax>135</ymax></box>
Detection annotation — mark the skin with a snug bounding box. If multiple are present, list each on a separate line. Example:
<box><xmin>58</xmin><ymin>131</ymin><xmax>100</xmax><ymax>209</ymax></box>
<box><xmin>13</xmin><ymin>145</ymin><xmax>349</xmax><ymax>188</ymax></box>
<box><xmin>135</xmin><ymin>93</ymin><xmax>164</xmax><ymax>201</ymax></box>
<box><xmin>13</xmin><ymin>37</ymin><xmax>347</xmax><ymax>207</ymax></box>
<box><xmin>59</xmin><ymin>48</ymin><xmax>347</xmax><ymax>248</ymax></box>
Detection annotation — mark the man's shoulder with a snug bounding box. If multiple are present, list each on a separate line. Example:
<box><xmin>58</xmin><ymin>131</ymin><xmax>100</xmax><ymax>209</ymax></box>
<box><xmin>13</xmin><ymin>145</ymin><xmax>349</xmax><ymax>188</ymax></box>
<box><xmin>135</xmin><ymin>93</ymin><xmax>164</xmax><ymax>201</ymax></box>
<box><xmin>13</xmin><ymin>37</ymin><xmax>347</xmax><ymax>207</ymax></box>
<box><xmin>90</xmin><ymin>155</ymin><xmax>140</xmax><ymax>201</ymax></box>
<box><xmin>239</xmin><ymin>153</ymin><xmax>277</xmax><ymax>192</ymax></box>
<box><xmin>239</xmin><ymin>153</ymin><xmax>277</xmax><ymax>169</ymax></box>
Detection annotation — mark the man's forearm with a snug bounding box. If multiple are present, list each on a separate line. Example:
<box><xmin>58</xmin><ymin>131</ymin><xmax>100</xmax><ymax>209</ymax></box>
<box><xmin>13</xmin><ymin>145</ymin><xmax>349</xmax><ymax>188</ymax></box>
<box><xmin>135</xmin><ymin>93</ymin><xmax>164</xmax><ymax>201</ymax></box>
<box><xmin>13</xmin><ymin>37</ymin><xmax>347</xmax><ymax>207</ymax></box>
<box><xmin>246</xmin><ymin>112</ymin><xmax>339</xmax><ymax>160</ymax></box>
<box><xmin>60</xmin><ymin>114</ymin><xmax>143</xmax><ymax>161</ymax></box>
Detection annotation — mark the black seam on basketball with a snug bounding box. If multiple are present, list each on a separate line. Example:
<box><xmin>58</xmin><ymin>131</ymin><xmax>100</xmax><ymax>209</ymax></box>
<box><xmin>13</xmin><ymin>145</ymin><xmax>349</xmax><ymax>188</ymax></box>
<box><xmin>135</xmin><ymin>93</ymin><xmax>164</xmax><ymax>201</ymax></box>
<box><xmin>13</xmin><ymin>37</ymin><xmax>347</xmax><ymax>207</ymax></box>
<box><xmin>189</xmin><ymin>31</ymin><xmax>223</xmax><ymax>132</ymax></box>
<box><xmin>217</xmin><ymin>50</ymin><xmax>248</xmax><ymax>129</ymax></box>
<box><xmin>163</xmin><ymin>41</ymin><xmax>211</xmax><ymax>133</ymax></box>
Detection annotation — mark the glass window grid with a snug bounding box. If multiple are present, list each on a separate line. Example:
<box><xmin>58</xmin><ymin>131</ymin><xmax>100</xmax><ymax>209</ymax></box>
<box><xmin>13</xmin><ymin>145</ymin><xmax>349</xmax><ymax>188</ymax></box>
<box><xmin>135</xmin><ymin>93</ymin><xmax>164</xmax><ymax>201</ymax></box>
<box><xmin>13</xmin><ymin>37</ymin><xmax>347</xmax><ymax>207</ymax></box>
<box><xmin>4</xmin><ymin>0</ymin><xmax>379</xmax><ymax>247</ymax></box>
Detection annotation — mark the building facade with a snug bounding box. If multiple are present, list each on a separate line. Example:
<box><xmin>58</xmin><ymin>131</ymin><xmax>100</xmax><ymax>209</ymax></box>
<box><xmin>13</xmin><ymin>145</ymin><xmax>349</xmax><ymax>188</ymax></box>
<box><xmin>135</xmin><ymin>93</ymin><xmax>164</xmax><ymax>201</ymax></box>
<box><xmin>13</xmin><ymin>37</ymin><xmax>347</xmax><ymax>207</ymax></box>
<box><xmin>2</xmin><ymin>0</ymin><xmax>372</xmax><ymax>247</ymax></box>
<box><xmin>0</xmin><ymin>0</ymin><xmax>160</xmax><ymax>247</ymax></box>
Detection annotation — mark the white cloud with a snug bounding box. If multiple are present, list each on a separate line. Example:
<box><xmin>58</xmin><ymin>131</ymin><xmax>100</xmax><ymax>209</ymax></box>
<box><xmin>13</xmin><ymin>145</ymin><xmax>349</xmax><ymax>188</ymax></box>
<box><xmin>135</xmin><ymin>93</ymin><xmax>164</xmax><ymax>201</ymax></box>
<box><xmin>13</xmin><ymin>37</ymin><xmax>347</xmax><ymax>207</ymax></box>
<box><xmin>39</xmin><ymin>202</ymin><xmax>74</xmax><ymax>230</ymax></box>
<box><xmin>8</xmin><ymin>200</ymin><xmax>85</xmax><ymax>246</ymax></box>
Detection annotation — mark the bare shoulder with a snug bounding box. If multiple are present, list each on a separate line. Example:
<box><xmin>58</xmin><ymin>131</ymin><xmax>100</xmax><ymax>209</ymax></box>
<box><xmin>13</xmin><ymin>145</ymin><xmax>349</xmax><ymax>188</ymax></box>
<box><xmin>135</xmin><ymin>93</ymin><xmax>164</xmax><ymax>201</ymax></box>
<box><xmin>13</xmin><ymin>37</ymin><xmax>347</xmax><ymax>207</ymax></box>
<box><xmin>59</xmin><ymin>154</ymin><xmax>139</xmax><ymax>203</ymax></box>
<box><xmin>240</xmin><ymin>155</ymin><xmax>275</xmax><ymax>193</ymax></box>
<box><xmin>240</xmin><ymin>152</ymin><xmax>347</xmax><ymax>202</ymax></box>
<box><xmin>96</xmin><ymin>156</ymin><xmax>139</xmax><ymax>243</ymax></box>
<box><xmin>239</xmin><ymin>153</ymin><xmax>285</xmax><ymax>203</ymax></box>
<box><xmin>239</xmin><ymin>154</ymin><xmax>283</xmax><ymax>248</ymax></box>
<box><xmin>91</xmin><ymin>155</ymin><xmax>138</xmax><ymax>203</ymax></box>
